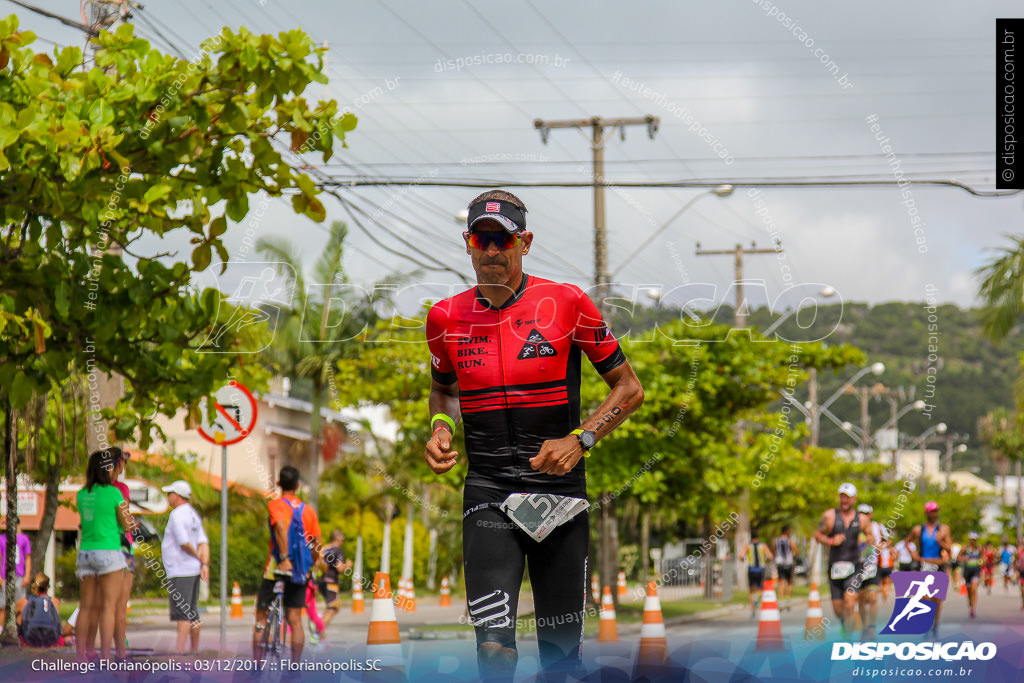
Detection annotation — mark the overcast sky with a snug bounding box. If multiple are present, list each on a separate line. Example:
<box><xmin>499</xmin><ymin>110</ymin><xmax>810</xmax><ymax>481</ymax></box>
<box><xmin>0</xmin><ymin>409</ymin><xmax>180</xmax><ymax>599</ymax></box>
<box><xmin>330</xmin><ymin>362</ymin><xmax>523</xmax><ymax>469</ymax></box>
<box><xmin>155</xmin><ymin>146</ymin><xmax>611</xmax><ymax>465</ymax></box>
<box><xmin>14</xmin><ymin>1</ymin><xmax>1024</xmax><ymax>311</ymax></box>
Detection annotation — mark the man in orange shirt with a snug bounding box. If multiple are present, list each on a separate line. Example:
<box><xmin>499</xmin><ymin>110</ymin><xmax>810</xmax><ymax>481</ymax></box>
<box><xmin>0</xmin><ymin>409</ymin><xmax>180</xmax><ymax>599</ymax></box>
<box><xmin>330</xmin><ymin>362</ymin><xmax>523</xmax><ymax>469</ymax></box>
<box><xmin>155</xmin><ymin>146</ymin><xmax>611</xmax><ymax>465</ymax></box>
<box><xmin>252</xmin><ymin>466</ymin><xmax>322</xmax><ymax>662</ymax></box>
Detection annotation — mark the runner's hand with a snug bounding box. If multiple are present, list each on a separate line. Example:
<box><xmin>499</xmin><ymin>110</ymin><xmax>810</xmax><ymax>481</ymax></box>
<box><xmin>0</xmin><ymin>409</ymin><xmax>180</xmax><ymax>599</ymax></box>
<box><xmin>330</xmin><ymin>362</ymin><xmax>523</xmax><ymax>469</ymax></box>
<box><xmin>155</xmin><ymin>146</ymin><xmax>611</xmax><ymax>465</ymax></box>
<box><xmin>530</xmin><ymin>435</ymin><xmax>584</xmax><ymax>475</ymax></box>
<box><xmin>425</xmin><ymin>428</ymin><xmax>458</xmax><ymax>474</ymax></box>
<box><xmin>278</xmin><ymin>558</ymin><xmax>293</xmax><ymax>574</ymax></box>
<box><xmin>831</xmin><ymin>534</ymin><xmax>845</xmax><ymax>547</ymax></box>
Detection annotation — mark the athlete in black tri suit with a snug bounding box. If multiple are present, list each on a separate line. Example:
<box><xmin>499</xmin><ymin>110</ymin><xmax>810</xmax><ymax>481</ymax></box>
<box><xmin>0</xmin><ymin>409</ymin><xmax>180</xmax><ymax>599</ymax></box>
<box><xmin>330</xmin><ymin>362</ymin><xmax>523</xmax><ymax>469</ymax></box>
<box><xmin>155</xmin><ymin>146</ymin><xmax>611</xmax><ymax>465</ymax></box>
<box><xmin>424</xmin><ymin>190</ymin><xmax>644</xmax><ymax>682</ymax></box>
<box><xmin>960</xmin><ymin>532</ymin><xmax>983</xmax><ymax>619</ymax></box>
<box><xmin>814</xmin><ymin>482</ymin><xmax>873</xmax><ymax>638</ymax></box>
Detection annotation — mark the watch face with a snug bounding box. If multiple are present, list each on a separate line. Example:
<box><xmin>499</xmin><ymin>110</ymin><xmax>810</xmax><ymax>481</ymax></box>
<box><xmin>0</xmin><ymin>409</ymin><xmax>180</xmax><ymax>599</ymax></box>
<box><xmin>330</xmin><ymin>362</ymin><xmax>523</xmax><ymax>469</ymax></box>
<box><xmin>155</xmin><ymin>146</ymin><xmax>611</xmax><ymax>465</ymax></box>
<box><xmin>579</xmin><ymin>430</ymin><xmax>596</xmax><ymax>450</ymax></box>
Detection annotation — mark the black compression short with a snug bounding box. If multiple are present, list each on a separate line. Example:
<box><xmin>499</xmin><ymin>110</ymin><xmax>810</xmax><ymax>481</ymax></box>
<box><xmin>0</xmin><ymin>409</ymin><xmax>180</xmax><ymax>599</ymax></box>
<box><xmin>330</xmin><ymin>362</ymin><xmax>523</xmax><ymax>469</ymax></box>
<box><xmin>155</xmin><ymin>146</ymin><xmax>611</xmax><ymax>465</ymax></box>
<box><xmin>463</xmin><ymin>503</ymin><xmax>589</xmax><ymax>673</ymax></box>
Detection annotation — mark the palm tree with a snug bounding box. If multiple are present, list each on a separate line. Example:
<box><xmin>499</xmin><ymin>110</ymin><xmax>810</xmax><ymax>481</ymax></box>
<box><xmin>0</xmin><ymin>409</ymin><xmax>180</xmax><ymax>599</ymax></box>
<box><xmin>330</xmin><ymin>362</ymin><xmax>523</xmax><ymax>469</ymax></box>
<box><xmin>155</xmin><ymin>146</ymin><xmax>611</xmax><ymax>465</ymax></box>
<box><xmin>257</xmin><ymin>221</ymin><xmax>393</xmax><ymax>509</ymax></box>
<box><xmin>977</xmin><ymin>235</ymin><xmax>1024</xmax><ymax>342</ymax></box>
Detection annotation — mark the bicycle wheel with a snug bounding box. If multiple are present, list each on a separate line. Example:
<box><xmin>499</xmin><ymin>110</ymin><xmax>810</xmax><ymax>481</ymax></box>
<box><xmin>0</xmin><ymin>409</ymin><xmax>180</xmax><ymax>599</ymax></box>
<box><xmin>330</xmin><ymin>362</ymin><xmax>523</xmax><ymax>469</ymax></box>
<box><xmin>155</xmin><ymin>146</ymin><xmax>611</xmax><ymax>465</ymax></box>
<box><xmin>257</xmin><ymin>604</ymin><xmax>284</xmax><ymax>683</ymax></box>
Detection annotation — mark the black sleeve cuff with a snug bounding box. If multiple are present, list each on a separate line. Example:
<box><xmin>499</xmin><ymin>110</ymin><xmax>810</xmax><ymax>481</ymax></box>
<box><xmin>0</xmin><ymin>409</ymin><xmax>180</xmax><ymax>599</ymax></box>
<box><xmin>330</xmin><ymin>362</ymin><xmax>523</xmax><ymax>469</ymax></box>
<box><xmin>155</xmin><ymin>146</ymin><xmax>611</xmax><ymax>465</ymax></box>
<box><xmin>593</xmin><ymin>346</ymin><xmax>627</xmax><ymax>375</ymax></box>
<box><xmin>431</xmin><ymin>367</ymin><xmax>458</xmax><ymax>385</ymax></box>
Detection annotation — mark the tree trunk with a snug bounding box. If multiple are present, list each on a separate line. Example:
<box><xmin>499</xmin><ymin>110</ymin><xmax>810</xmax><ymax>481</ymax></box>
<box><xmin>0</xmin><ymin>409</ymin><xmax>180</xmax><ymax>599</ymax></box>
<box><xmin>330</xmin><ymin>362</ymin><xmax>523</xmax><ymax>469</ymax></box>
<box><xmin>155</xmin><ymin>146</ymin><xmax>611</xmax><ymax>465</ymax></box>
<box><xmin>31</xmin><ymin>390</ymin><xmax>63</xmax><ymax>574</ymax></box>
<box><xmin>598</xmin><ymin>492</ymin><xmax>619</xmax><ymax>607</ymax></box>
<box><xmin>702</xmin><ymin>510</ymin><xmax>715</xmax><ymax>599</ymax></box>
<box><xmin>2</xmin><ymin>396</ymin><xmax>19</xmax><ymax>644</ymax></box>
<box><xmin>640</xmin><ymin>508</ymin><xmax>650</xmax><ymax>581</ymax></box>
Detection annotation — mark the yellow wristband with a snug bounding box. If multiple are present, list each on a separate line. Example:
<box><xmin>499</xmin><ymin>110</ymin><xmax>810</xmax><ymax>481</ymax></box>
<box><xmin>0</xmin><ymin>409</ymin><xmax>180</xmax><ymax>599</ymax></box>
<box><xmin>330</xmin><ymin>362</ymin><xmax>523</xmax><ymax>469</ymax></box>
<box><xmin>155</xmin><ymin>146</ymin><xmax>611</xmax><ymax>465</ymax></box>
<box><xmin>431</xmin><ymin>413</ymin><xmax>456</xmax><ymax>434</ymax></box>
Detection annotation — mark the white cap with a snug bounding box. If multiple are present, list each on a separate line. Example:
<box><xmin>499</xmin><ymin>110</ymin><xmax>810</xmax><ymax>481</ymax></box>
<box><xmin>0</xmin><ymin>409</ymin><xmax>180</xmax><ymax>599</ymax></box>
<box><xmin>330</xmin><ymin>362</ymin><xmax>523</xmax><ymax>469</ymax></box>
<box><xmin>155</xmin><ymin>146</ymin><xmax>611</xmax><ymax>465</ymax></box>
<box><xmin>857</xmin><ymin>503</ymin><xmax>873</xmax><ymax>514</ymax></box>
<box><xmin>838</xmin><ymin>482</ymin><xmax>857</xmax><ymax>498</ymax></box>
<box><xmin>162</xmin><ymin>480</ymin><xmax>192</xmax><ymax>499</ymax></box>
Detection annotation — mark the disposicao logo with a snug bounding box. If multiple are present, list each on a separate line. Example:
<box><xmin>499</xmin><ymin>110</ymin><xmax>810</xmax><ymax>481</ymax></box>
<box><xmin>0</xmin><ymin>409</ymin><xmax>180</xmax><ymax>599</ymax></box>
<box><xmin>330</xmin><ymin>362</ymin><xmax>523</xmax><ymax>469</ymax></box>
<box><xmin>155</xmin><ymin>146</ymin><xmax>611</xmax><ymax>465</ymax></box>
<box><xmin>831</xmin><ymin>571</ymin><xmax>997</xmax><ymax>663</ymax></box>
<box><xmin>880</xmin><ymin>571</ymin><xmax>948</xmax><ymax>635</ymax></box>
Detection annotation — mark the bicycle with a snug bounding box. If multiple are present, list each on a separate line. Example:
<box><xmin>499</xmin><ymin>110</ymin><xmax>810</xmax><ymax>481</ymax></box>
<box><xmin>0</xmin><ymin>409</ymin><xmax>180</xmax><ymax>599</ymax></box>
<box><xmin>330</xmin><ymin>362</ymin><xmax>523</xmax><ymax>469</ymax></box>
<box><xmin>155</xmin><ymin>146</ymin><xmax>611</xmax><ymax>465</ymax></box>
<box><xmin>254</xmin><ymin>570</ymin><xmax>292</xmax><ymax>683</ymax></box>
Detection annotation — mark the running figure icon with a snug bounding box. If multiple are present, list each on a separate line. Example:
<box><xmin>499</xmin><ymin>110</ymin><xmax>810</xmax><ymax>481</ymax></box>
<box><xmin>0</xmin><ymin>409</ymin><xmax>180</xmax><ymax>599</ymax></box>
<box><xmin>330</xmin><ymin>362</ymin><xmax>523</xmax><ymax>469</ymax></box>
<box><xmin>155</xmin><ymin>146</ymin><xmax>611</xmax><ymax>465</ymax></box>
<box><xmin>887</xmin><ymin>574</ymin><xmax>938</xmax><ymax>628</ymax></box>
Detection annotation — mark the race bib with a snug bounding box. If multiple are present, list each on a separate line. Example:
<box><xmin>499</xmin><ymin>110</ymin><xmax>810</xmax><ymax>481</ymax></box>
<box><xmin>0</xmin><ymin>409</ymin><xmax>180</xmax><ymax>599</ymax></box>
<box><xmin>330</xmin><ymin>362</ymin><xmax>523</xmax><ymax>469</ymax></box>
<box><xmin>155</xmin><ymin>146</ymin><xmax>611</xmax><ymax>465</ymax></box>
<box><xmin>500</xmin><ymin>493</ymin><xmax>589</xmax><ymax>542</ymax></box>
<box><xmin>830</xmin><ymin>561</ymin><xmax>855</xmax><ymax>580</ymax></box>
<box><xmin>861</xmin><ymin>563</ymin><xmax>878</xmax><ymax>579</ymax></box>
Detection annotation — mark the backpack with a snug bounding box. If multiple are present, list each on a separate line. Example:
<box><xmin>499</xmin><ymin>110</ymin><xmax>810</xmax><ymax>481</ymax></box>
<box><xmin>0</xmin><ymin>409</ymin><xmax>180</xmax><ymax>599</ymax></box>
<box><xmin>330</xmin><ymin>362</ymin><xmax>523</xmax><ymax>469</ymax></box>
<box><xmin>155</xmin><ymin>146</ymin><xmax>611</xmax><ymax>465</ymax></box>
<box><xmin>271</xmin><ymin>498</ymin><xmax>313</xmax><ymax>584</ymax></box>
<box><xmin>21</xmin><ymin>595</ymin><xmax>61</xmax><ymax>647</ymax></box>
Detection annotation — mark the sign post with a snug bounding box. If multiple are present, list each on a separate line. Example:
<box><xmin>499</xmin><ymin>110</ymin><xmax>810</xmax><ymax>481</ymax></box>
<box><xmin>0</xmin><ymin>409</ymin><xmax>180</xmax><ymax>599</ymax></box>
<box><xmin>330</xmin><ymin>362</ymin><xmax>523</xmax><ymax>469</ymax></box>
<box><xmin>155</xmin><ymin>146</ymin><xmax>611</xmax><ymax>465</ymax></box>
<box><xmin>196</xmin><ymin>380</ymin><xmax>258</xmax><ymax>652</ymax></box>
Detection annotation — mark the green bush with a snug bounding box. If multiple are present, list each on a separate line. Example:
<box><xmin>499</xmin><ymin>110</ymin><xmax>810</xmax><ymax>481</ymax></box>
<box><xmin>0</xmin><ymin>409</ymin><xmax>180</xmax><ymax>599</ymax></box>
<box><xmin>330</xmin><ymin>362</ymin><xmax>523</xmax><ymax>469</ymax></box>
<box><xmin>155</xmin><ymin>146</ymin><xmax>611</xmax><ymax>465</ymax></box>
<box><xmin>54</xmin><ymin>548</ymin><xmax>79</xmax><ymax>601</ymax></box>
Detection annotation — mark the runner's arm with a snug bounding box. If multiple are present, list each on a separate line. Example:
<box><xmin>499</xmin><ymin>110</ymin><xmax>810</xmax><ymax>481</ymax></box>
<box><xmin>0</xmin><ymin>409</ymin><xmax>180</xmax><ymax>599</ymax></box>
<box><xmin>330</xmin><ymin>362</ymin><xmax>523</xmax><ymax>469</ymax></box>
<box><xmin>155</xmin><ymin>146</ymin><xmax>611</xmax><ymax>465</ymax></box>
<box><xmin>814</xmin><ymin>510</ymin><xmax>839</xmax><ymax>546</ymax></box>
<box><xmin>529</xmin><ymin>361</ymin><xmax>644</xmax><ymax>475</ymax></box>
<box><xmin>273</xmin><ymin>518</ymin><xmax>292</xmax><ymax>572</ymax></box>
<box><xmin>425</xmin><ymin>378</ymin><xmax>461</xmax><ymax>474</ymax></box>
<box><xmin>908</xmin><ymin>527</ymin><xmax>924</xmax><ymax>562</ymax></box>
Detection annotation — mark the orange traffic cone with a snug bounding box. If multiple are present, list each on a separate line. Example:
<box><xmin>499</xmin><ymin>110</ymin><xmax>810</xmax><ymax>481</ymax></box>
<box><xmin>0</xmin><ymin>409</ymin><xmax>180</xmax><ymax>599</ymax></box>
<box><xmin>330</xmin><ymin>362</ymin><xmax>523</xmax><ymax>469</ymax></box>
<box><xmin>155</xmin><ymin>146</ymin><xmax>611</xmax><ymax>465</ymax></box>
<box><xmin>635</xmin><ymin>581</ymin><xmax>668</xmax><ymax>678</ymax></box>
<box><xmin>352</xmin><ymin>577</ymin><xmax>365</xmax><ymax>614</ymax></box>
<box><xmin>230</xmin><ymin>581</ymin><xmax>244</xmax><ymax>619</ymax></box>
<box><xmin>598</xmin><ymin>586</ymin><xmax>619</xmax><ymax>643</ymax></box>
<box><xmin>439</xmin><ymin>576</ymin><xmax>452</xmax><ymax>607</ymax></box>
<box><xmin>406</xmin><ymin>577</ymin><xmax>416</xmax><ymax>613</ymax></box>
<box><xmin>756</xmin><ymin>578</ymin><xmax>785</xmax><ymax>650</ymax></box>
<box><xmin>366</xmin><ymin>573</ymin><xmax>403</xmax><ymax>668</ymax></box>
<box><xmin>959</xmin><ymin>582</ymin><xmax>968</xmax><ymax>596</ymax></box>
<box><xmin>617</xmin><ymin>571</ymin><xmax>627</xmax><ymax>598</ymax></box>
<box><xmin>591</xmin><ymin>574</ymin><xmax>600</xmax><ymax>603</ymax></box>
<box><xmin>804</xmin><ymin>581</ymin><xmax>824</xmax><ymax>640</ymax></box>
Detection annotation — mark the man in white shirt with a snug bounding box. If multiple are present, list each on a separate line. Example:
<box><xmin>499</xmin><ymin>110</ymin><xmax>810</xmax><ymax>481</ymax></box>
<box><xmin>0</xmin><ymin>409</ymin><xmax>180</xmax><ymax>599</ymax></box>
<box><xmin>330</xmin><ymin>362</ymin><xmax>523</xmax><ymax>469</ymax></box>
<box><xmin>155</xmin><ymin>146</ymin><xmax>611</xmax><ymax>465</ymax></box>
<box><xmin>161</xmin><ymin>480</ymin><xmax>210</xmax><ymax>653</ymax></box>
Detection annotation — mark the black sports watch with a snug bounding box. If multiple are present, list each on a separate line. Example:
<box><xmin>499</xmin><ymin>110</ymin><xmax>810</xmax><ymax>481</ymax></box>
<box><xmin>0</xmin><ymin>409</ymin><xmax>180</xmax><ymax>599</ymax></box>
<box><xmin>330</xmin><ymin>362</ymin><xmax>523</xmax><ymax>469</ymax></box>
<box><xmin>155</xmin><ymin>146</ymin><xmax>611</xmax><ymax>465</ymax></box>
<box><xmin>571</xmin><ymin>428</ymin><xmax>596</xmax><ymax>452</ymax></box>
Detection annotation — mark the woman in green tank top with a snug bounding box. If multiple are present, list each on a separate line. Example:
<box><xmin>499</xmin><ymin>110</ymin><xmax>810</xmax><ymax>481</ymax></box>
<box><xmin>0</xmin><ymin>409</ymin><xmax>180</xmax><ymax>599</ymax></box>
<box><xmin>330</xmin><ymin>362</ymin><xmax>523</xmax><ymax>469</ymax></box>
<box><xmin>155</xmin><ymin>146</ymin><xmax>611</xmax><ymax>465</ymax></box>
<box><xmin>75</xmin><ymin>448</ymin><xmax>134</xmax><ymax>662</ymax></box>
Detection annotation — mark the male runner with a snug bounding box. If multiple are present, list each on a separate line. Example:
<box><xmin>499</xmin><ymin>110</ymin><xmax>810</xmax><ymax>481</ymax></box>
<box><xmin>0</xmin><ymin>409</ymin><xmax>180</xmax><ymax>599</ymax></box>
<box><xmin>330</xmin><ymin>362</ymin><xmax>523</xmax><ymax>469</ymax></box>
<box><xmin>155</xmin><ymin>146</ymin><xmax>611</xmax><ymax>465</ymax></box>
<box><xmin>815</xmin><ymin>483</ymin><xmax>872</xmax><ymax>638</ymax></box>
<box><xmin>740</xmin><ymin>530</ymin><xmax>773</xmax><ymax>618</ymax></box>
<box><xmin>908</xmin><ymin>501</ymin><xmax>951</xmax><ymax>639</ymax></box>
<box><xmin>856</xmin><ymin>503</ymin><xmax>883</xmax><ymax>639</ymax></box>
<box><xmin>959</xmin><ymin>532</ymin><xmax>982</xmax><ymax>618</ymax></box>
<box><xmin>999</xmin><ymin>539</ymin><xmax>1014</xmax><ymax>591</ymax></box>
<box><xmin>814</xmin><ymin>483</ymin><xmax>873</xmax><ymax>638</ymax></box>
<box><xmin>877</xmin><ymin>527</ymin><xmax>895</xmax><ymax>602</ymax></box>
<box><xmin>981</xmin><ymin>539</ymin><xmax>996</xmax><ymax>596</ymax></box>
<box><xmin>424</xmin><ymin>190</ymin><xmax>644</xmax><ymax>681</ymax></box>
<box><xmin>894</xmin><ymin>534</ymin><xmax>918</xmax><ymax>572</ymax></box>
<box><xmin>773</xmin><ymin>526</ymin><xmax>796</xmax><ymax>611</ymax></box>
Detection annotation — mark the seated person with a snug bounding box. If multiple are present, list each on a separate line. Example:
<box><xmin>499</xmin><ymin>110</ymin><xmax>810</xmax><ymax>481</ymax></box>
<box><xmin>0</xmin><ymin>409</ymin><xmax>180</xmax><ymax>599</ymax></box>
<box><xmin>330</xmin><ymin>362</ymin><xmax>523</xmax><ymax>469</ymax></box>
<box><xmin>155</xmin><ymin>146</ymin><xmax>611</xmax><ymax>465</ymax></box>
<box><xmin>15</xmin><ymin>573</ymin><xmax>63</xmax><ymax>647</ymax></box>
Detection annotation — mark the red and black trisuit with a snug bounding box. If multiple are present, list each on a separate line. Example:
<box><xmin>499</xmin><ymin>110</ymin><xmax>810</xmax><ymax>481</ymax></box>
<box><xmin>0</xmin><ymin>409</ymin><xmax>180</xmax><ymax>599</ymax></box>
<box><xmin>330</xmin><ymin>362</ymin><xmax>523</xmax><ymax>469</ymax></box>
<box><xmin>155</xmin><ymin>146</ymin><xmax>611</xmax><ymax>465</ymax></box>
<box><xmin>427</xmin><ymin>274</ymin><xmax>626</xmax><ymax>669</ymax></box>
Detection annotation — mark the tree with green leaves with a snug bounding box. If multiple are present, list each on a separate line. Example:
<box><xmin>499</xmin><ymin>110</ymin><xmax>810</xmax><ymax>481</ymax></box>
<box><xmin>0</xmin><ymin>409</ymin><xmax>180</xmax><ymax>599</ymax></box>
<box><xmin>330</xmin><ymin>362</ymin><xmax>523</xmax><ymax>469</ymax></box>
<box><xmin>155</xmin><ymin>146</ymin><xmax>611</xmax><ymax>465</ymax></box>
<box><xmin>0</xmin><ymin>16</ymin><xmax>352</xmax><ymax>639</ymax></box>
<box><xmin>584</xmin><ymin>320</ymin><xmax>862</xmax><ymax>597</ymax></box>
<box><xmin>256</xmin><ymin>221</ymin><xmax>398</xmax><ymax>509</ymax></box>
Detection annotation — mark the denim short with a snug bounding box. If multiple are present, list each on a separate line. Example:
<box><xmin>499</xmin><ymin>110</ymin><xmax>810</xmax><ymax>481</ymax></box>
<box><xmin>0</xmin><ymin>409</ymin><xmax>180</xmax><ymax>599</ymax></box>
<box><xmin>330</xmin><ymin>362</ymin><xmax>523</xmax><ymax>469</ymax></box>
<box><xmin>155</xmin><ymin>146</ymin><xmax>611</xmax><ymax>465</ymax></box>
<box><xmin>76</xmin><ymin>549</ymin><xmax>128</xmax><ymax>577</ymax></box>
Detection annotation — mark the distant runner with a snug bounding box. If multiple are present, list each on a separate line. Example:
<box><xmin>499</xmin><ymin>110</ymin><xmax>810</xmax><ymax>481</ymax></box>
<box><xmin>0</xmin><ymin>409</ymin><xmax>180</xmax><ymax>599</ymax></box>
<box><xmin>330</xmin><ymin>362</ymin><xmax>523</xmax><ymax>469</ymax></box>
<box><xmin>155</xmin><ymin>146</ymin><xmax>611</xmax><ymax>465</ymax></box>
<box><xmin>959</xmin><ymin>532</ymin><xmax>982</xmax><ymax>619</ymax></box>
<box><xmin>908</xmin><ymin>501</ymin><xmax>951</xmax><ymax>639</ymax></box>
<box><xmin>774</xmin><ymin>526</ymin><xmax>797</xmax><ymax>612</ymax></box>
<box><xmin>740</xmin><ymin>530</ymin><xmax>773</xmax><ymax>618</ymax></box>
<box><xmin>814</xmin><ymin>482</ymin><xmax>873</xmax><ymax>638</ymax></box>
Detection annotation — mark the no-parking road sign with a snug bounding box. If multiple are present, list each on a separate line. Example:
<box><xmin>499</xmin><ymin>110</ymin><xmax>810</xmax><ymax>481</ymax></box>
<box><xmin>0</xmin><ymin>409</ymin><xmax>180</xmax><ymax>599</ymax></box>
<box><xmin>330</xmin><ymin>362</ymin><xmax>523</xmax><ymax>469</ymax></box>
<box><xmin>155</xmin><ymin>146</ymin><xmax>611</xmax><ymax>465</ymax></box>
<box><xmin>197</xmin><ymin>380</ymin><xmax>258</xmax><ymax>446</ymax></box>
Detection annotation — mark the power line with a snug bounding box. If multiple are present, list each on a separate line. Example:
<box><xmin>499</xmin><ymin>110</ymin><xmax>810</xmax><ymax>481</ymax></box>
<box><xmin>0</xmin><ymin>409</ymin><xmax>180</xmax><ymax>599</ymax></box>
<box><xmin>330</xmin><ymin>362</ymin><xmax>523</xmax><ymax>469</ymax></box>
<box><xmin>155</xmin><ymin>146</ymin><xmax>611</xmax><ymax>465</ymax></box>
<box><xmin>4</xmin><ymin>0</ymin><xmax>97</xmax><ymax>34</ymax></box>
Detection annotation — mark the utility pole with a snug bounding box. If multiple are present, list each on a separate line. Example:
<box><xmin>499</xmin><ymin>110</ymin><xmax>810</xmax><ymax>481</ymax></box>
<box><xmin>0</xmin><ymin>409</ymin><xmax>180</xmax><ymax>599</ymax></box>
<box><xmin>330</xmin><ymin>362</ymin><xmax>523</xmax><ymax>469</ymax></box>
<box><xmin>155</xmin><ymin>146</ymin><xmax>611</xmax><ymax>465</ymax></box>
<box><xmin>694</xmin><ymin>242</ymin><xmax>779</xmax><ymax>596</ymax></box>
<box><xmin>534</xmin><ymin>115</ymin><xmax>657</xmax><ymax>605</ymax></box>
<box><xmin>534</xmin><ymin>116</ymin><xmax>659</xmax><ymax>307</ymax></box>
<box><xmin>694</xmin><ymin>243</ymin><xmax>778</xmax><ymax>328</ymax></box>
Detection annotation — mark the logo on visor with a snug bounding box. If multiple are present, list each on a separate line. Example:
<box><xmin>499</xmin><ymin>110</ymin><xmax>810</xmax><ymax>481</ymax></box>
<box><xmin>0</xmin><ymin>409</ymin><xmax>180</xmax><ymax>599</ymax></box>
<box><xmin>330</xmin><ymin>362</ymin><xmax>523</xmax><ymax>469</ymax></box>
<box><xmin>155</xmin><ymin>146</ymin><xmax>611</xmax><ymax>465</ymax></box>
<box><xmin>485</xmin><ymin>202</ymin><xmax>501</xmax><ymax>212</ymax></box>
<box><xmin>880</xmin><ymin>571</ymin><xmax>949</xmax><ymax>635</ymax></box>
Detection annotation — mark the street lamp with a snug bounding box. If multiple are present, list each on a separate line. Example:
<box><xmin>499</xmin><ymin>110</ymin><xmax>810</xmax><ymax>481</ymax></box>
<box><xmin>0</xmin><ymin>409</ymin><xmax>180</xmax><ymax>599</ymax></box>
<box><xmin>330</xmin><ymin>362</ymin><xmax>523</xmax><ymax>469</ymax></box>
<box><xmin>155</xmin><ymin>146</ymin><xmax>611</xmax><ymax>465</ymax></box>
<box><xmin>943</xmin><ymin>441</ymin><xmax>970</xmax><ymax>490</ymax></box>
<box><xmin>807</xmin><ymin>361</ymin><xmax>884</xmax><ymax>448</ymax></box>
<box><xmin>877</xmin><ymin>397</ymin><xmax>926</xmax><ymax>479</ymax></box>
<box><xmin>907</xmin><ymin>422</ymin><xmax>947</xmax><ymax>491</ymax></box>
<box><xmin>610</xmin><ymin>185</ymin><xmax>734</xmax><ymax>279</ymax></box>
